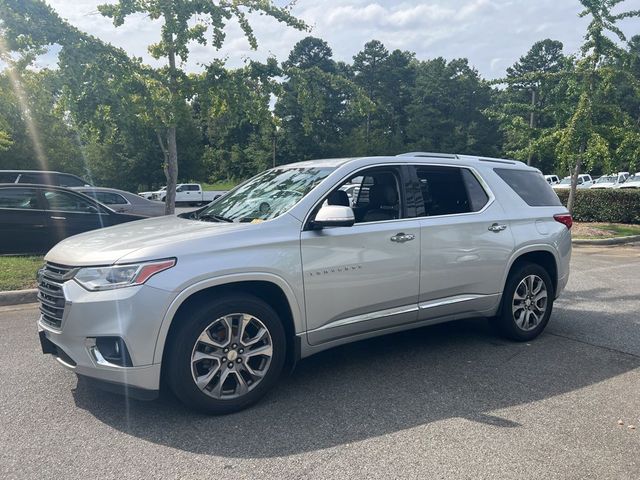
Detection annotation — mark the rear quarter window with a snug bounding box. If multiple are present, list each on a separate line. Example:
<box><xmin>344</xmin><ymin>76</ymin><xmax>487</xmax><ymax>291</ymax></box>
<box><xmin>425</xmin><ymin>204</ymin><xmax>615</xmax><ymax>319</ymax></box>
<box><xmin>494</xmin><ymin>169</ymin><xmax>562</xmax><ymax>207</ymax></box>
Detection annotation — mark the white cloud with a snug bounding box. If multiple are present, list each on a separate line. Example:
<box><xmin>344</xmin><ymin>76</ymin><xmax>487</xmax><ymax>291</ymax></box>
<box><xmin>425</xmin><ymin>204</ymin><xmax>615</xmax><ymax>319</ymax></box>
<box><xmin>43</xmin><ymin>0</ymin><xmax>640</xmax><ymax>79</ymax></box>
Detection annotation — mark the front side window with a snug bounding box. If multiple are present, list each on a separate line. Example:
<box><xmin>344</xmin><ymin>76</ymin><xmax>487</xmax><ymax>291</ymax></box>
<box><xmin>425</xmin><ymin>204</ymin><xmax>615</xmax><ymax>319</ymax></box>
<box><xmin>192</xmin><ymin>167</ymin><xmax>333</xmax><ymax>223</ymax></box>
<box><xmin>0</xmin><ymin>188</ymin><xmax>40</xmax><ymax>209</ymax></box>
<box><xmin>321</xmin><ymin>168</ymin><xmax>402</xmax><ymax>224</ymax></box>
<box><xmin>43</xmin><ymin>190</ymin><xmax>101</xmax><ymax>213</ymax></box>
<box><xmin>415</xmin><ymin>166</ymin><xmax>487</xmax><ymax>216</ymax></box>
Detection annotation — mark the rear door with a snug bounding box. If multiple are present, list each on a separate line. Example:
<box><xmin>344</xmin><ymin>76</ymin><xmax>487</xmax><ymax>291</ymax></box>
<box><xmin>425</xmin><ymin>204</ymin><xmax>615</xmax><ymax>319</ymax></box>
<box><xmin>0</xmin><ymin>187</ymin><xmax>50</xmax><ymax>254</ymax></box>
<box><xmin>410</xmin><ymin>165</ymin><xmax>515</xmax><ymax>320</ymax></box>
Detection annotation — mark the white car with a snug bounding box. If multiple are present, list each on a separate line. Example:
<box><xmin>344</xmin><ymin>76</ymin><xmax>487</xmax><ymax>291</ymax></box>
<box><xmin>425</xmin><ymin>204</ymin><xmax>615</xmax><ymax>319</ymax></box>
<box><xmin>552</xmin><ymin>174</ymin><xmax>594</xmax><ymax>190</ymax></box>
<box><xmin>544</xmin><ymin>175</ymin><xmax>560</xmax><ymax>185</ymax></box>
<box><xmin>590</xmin><ymin>172</ymin><xmax>629</xmax><ymax>189</ymax></box>
<box><xmin>617</xmin><ymin>173</ymin><xmax>640</xmax><ymax>189</ymax></box>
<box><xmin>151</xmin><ymin>183</ymin><xmax>222</xmax><ymax>205</ymax></box>
<box><xmin>139</xmin><ymin>186</ymin><xmax>166</xmax><ymax>200</ymax></box>
<box><xmin>590</xmin><ymin>175</ymin><xmax>618</xmax><ymax>189</ymax></box>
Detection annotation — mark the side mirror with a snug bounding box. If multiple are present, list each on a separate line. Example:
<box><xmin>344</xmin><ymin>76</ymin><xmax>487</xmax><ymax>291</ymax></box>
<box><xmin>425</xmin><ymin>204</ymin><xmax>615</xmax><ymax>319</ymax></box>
<box><xmin>313</xmin><ymin>205</ymin><xmax>355</xmax><ymax>228</ymax></box>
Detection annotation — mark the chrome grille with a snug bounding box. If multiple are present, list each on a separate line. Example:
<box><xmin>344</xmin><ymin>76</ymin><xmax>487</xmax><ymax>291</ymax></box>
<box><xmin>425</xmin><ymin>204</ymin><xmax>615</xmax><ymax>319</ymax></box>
<box><xmin>37</xmin><ymin>263</ymin><xmax>75</xmax><ymax>329</ymax></box>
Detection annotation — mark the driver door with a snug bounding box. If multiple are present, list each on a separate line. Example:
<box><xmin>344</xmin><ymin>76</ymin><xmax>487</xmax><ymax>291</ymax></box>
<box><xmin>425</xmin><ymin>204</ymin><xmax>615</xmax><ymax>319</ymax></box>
<box><xmin>301</xmin><ymin>166</ymin><xmax>421</xmax><ymax>345</ymax></box>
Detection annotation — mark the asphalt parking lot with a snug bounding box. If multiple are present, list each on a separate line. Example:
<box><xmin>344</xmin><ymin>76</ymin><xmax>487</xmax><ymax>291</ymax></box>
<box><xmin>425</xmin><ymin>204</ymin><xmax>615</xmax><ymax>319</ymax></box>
<box><xmin>1</xmin><ymin>245</ymin><xmax>639</xmax><ymax>479</ymax></box>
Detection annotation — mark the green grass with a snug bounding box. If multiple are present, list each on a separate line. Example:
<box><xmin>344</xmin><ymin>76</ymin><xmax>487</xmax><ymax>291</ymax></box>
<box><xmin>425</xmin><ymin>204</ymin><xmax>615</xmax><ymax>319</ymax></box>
<box><xmin>201</xmin><ymin>180</ymin><xmax>238</xmax><ymax>191</ymax></box>
<box><xmin>573</xmin><ymin>222</ymin><xmax>640</xmax><ymax>240</ymax></box>
<box><xmin>601</xmin><ymin>224</ymin><xmax>640</xmax><ymax>236</ymax></box>
<box><xmin>0</xmin><ymin>256</ymin><xmax>44</xmax><ymax>291</ymax></box>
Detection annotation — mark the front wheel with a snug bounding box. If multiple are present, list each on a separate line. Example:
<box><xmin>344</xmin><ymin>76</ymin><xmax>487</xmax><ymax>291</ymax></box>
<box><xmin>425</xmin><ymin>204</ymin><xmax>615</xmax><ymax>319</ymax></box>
<box><xmin>165</xmin><ymin>294</ymin><xmax>286</xmax><ymax>414</ymax></box>
<box><xmin>492</xmin><ymin>262</ymin><xmax>554</xmax><ymax>341</ymax></box>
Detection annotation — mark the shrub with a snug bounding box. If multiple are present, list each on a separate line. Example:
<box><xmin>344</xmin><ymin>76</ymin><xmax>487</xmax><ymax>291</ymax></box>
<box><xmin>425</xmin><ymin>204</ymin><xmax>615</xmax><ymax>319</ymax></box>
<box><xmin>555</xmin><ymin>188</ymin><xmax>640</xmax><ymax>224</ymax></box>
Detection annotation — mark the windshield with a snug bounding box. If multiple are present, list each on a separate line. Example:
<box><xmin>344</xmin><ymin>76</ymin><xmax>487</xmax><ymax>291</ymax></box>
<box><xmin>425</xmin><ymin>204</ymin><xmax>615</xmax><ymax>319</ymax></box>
<box><xmin>192</xmin><ymin>167</ymin><xmax>333</xmax><ymax>223</ymax></box>
<box><xmin>596</xmin><ymin>176</ymin><xmax>615</xmax><ymax>183</ymax></box>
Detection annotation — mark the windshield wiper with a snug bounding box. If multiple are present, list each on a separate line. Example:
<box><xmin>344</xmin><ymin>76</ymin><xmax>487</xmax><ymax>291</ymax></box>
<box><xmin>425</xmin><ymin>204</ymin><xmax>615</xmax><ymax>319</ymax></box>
<box><xmin>197</xmin><ymin>213</ymin><xmax>233</xmax><ymax>223</ymax></box>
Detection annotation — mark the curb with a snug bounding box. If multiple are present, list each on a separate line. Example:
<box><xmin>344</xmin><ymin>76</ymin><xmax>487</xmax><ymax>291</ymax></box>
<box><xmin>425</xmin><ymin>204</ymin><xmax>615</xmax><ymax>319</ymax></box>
<box><xmin>572</xmin><ymin>235</ymin><xmax>640</xmax><ymax>246</ymax></box>
<box><xmin>0</xmin><ymin>289</ymin><xmax>38</xmax><ymax>307</ymax></box>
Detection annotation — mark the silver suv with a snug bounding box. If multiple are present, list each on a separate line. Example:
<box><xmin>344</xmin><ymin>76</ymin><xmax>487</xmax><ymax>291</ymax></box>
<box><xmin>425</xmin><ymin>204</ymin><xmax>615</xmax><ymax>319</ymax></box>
<box><xmin>38</xmin><ymin>153</ymin><xmax>572</xmax><ymax>414</ymax></box>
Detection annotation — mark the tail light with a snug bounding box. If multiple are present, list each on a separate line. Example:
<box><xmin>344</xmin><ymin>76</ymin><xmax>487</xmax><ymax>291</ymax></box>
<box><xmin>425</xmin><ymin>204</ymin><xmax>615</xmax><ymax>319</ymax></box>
<box><xmin>554</xmin><ymin>213</ymin><xmax>573</xmax><ymax>230</ymax></box>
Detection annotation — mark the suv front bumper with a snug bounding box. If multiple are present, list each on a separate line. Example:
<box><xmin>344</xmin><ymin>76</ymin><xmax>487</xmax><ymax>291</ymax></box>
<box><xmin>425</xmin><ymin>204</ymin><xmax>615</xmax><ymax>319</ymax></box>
<box><xmin>38</xmin><ymin>279</ymin><xmax>172</xmax><ymax>397</ymax></box>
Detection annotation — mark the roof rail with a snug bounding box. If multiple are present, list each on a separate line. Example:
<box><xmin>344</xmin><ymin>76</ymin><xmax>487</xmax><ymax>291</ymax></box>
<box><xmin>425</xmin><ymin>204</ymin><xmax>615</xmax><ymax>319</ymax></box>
<box><xmin>478</xmin><ymin>157</ymin><xmax>516</xmax><ymax>165</ymax></box>
<box><xmin>396</xmin><ymin>152</ymin><xmax>459</xmax><ymax>159</ymax></box>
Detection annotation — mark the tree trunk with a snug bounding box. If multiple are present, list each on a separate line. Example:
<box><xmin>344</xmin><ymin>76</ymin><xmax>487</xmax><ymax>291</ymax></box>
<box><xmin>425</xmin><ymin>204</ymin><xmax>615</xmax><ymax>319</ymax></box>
<box><xmin>163</xmin><ymin>43</ymin><xmax>179</xmax><ymax>215</ymax></box>
<box><xmin>566</xmin><ymin>144</ymin><xmax>584</xmax><ymax>214</ymax></box>
<box><xmin>527</xmin><ymin>89</ymin><xmax>537</xmax><ymax>166</ymax></box>
<box><xmin>164</xmin><ymin>126</ymin><xmax>178</xmax><ymax>215</ymax></box>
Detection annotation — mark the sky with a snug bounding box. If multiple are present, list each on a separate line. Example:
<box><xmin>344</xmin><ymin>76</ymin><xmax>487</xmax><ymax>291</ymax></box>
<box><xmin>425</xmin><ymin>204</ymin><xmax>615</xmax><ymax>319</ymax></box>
<box><xmin>43</xmin><ymin>0</ymin><xmax>640</xmax><ymax>79</ymax></box>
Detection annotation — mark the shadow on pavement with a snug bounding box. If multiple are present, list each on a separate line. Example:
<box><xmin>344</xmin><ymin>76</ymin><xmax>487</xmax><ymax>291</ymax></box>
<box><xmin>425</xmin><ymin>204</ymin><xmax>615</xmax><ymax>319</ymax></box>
<box><xmin>73</xmin><ymin>315</ymin><xmax>640</xmax><ymax>458</ymax></box>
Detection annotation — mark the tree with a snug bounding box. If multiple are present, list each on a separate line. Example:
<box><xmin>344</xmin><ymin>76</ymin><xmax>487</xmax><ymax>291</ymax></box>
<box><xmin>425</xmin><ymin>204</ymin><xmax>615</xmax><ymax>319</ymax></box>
<box><xmin>197</xmin><ymin>58</ymin><xmax>281</xmax><ymax>180</ymax></box>
<box><xmin>406</xmin><ymin>58</ymin><xmax>500</xmax><ymax>156</ymax></box>
<box><xmin>499</xmin><ymin>39</ymin><xmax>570</xmax><ymax>167</ymax></box>
<box><xmin>352</xmin><ymin>40</ymin><xmax>389</xmax><ymax>150</ymax></box>
<box><xmin>560</xmin><ymin>0</ymin><xmax>640</xmax><ymax>212</ymax></box>
<box><xmin>275</xmin><ymin>37</ymin><xmax>373</xmax><ymax>163</ymax></box>
<box><xmin>97</xmin><ymin>0</ymin><xmax>307</xmax><ymax>213</ymax></box>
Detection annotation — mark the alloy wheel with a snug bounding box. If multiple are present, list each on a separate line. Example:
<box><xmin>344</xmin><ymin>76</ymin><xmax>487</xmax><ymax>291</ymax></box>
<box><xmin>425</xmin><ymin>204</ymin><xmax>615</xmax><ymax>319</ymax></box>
<box><xmin>190</xmin><ymin>313</ymin><xmax>273</xmax><ymax>399</ymax></box>
<box><xmin>512</xmin><ymin>274</ymin><xmax>548</xmax><ymax>331</ymax></box>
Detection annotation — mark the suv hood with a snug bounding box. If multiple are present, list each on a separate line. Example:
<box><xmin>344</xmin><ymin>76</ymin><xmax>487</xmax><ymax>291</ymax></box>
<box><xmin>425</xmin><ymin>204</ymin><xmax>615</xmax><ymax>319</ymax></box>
<box><xmin>45</xmin><ymin>215</ymin><xmax>250</xmax><ymax>266</ymax></box>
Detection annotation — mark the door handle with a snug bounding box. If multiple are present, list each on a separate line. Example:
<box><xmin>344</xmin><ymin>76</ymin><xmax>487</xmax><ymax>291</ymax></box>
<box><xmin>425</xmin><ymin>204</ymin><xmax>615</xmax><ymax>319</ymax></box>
<box><xmin>390</xmin><ymin>232</ymin><xmax>415</xmax><ymax>243</ymax></box>
<box><xmin>488</xmin><ymin>223</ymin><xmax>507</xmax><ymax>232</ymax></box>
<box><xmin>50</xmin><ymin>216</ymin><xmax>66</xmax><ymax>220</ymax></box>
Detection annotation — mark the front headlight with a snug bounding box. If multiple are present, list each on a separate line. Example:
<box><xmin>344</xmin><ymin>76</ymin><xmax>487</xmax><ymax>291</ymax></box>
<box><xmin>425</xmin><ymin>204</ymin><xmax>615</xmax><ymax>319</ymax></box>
<box><xmin>74</xmin><ymin>259</ymin><xmax>176</xmax><ymax>291</ymax></box>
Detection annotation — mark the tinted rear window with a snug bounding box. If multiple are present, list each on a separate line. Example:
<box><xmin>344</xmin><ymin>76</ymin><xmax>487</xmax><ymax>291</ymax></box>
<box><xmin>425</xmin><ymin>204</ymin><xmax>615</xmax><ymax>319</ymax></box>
<box><xmin>494</xmin><ymin>169</ymin><xmax>561</xmax><ymax>207</ymax></box>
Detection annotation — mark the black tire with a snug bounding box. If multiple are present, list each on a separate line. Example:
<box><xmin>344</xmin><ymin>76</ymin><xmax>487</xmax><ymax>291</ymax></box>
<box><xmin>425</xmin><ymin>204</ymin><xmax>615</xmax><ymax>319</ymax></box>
<box><xmin>165</xmin><ymin>293</ymin><xmax>286</xmax><ymax>414</ymax></box>
<box><xmin>492</xmin><ymin>262</ymin><xmax>554</xmax><ymax>342</ymax></box>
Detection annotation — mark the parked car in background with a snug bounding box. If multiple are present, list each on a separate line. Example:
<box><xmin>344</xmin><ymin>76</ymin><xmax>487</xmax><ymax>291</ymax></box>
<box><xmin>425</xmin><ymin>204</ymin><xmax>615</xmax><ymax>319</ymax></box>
<box><xmin>0</xmin><ymin>170</ymin><xmax>91</xmax><ymax>187</ymax></box>
<box><xmin>544</xmin><ymin>175</ymin><xmax>560</xmax><ymax>185</ymax></box>
<box><xmin>590</xmin><ymin>175</ymin><xmax>618</xmax><ymax>189</ymax></box>
<box><xmin>37</xmin><ymin>153</ymin><xmax>571</xmax><ymax>414</ymax></box>
<box><xmin>138</xmin><ymin>186</ymin><xmax>165</xmax><ymax>200</ymax></box>
<box><xmin>552</xmin><ymin>174</ymin><xmax>594</xmax><ymax>190</ymax></box>
<box><xmin>0</xmin><ymin>184</ymin><xmax>144</xmax><ymax>255</ymax></box>
<box><xmin>590</xmin><ymin>172</ymin><xmax>629</xmax><ymax>189</ymax></box>
<box><xmin>616</xmin><ymin>173</ymin><xmax>640</xmax><ymax>189</ymax></box>
<box><xmin>151</xmin><ymin>183</ymin><xmax>222</xmax><ymax>205</ymax></box>
<box><xmin>73</xmin><ymin>187</ymin><xmax>166</xmax><ymax>217</ymax></box>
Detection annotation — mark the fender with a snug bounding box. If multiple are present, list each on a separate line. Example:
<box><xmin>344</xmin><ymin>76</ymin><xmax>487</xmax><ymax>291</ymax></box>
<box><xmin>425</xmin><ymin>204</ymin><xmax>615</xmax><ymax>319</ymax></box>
<box><xmin>152</xmin><ymin>272</ymin><xmax>305</xmax><ymax>364</ymax></box>
<box><xmin>501</xmin><ymin>243</ymin><xmax>560</xmax><ymax>290</ymax></box>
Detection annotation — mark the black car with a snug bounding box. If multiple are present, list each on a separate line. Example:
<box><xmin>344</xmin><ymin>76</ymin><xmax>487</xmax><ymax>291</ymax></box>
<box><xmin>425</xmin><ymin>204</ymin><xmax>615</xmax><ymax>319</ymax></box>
<box><xmin>0</xmin><ymin>170</ymin><xmax>91</xmax><ymax>187</ymax></box>
<box><xmin>0</xmin><ymin>184</ymin><xmax>144</xmax><ymax>255</ymax></box>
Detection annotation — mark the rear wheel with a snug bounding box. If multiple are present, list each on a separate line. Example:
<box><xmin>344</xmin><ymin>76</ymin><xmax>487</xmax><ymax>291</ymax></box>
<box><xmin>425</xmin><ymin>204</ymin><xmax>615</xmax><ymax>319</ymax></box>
<box><xmin>493</xmin><ymin>262</ymin><xmax>554</xmax><ymax>341</ymax></box>
<box><xmin>165</xmin><ymin>294</ymin><xmax>286</xmax><ymax>414</ymax></box>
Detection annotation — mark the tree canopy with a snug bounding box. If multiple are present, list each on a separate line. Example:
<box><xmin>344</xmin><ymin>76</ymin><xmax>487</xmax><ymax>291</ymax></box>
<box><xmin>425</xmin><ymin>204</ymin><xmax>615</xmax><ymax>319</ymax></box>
<box><xmin>1</xmin><ymin>0</ymin><xmax>639</xmax><ymax>215</ymax></box>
